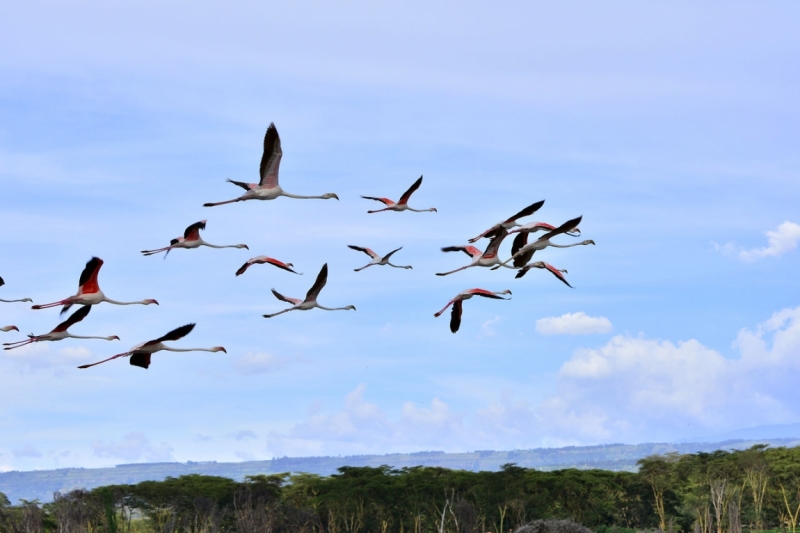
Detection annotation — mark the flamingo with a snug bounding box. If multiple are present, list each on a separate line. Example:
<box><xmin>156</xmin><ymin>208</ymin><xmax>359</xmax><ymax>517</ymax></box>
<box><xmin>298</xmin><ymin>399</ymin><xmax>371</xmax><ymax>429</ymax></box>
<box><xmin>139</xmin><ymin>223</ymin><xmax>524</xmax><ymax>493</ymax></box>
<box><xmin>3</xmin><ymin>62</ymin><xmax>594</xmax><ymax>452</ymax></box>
<box><xmin>436</xmin><ymin>229</ymin><xmax>513</xmax><ymax>276</ymax></box>
<box><xmin>0</xmin><ymin>276</ymin><xmax>32</xmax><ymax>303</ymax></box>
<box><xmin>203</xmin><ymin>123</ymin><xmax>339</xmax><ymax>207</ymax></box>
<box><xmin>3</xmin><ymin>305</ymin><xmax>120</xmax><ymax>350</ymax></box>
<box><xmin>236</xmin><ymin>256</ymin><xmax>301</xmax><ymax>276</ymax></box>
<box><xmin>362</xmin><ymin>176</ymin><xmax>437</xmax><ymax>213</ymax></box>
<box><xmin>141</xmin><ymin>220</ymin><xmax>248</xmax><ymax>257</ymax></box>
<box><xmin>1</xmin><ymin>326</ymin><xmax>19</xmax><ymax>333</ymax></box>
<box><xmin>494</xmin><ymin>216</ymin><xmax>594</xmax><ymax>269</ymax></box>
<box><xmin>508</xmin><ymin>221</ymin><xmax>581</xmax><ymax>237</ymax></box>
<box><xmin>348</xmin><ymin>245</ymin><xmax>412</xmax><ymax>271</ymax></box>
<box><xmin>31</xmin><ymin>257</ymin><xmax>159</xmax><ymax>314</ymax></box>
<box><xmin>433</xmin><ymin>289</ymin><xmax>512</xmax><ymax>333</ymax></box>
<box><xmin>468</xmin><ymin>200</ymin><xmax>545</xmax><ymax>242</ymax></box>
<box><xmin>77</xmin><ymin>323</ymin><xmax>226</xmax><ymax>369</ymax></box>
<box><xmin>263</xmin><ymin>263</ymin><xmax>355</xmax><ymax>318</ymax></box>
<box><xmin>513</xmin><ymin>261</ymin><xmax>572</xmax><ymax>287</ymax></box>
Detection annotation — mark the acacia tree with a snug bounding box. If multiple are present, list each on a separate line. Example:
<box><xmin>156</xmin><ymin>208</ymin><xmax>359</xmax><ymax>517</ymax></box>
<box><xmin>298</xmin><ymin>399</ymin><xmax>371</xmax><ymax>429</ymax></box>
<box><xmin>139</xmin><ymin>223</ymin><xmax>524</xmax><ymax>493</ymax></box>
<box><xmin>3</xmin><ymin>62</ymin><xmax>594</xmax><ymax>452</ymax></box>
<box><xmin>638</xmin><ymin>454</ymin><xmax>680</xmax><ymax>531</ymax></box>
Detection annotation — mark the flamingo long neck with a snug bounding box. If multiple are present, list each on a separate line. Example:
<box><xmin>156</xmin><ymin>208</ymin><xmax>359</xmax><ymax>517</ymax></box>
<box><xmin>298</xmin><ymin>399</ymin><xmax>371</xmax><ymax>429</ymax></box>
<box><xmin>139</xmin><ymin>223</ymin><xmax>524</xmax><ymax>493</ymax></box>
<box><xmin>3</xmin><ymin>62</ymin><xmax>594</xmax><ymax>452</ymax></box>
<box><xmin>315</xmin><ymin>304</ymin><xmax>352</xmax><ymax>311</ymax></box>
<box><xmin>406</xmin><ymin>207</ymin><xmax>436</xmax><ymax>212</ymax></box>
<box><xmin>67</xmin><ymin>334</ymin><xmax>118</xmax><ymax>340</ymax></box>
<box><xmin>103</xmin><ymin>298</ymin><xmax>151</xmax><ymax>306</ymax></box>
<box><xmin>161</xmin><ymin>346</ymin><xmax>217</xmax><ymax>352</ymax></box>
<box><xmin>202</xmin><ymin>242</ymin><xmax>244</xmax><ymax>249</ymax></box>
<box><xmin>0</xmin><ymin>298</ymin><xmax>30</xmax><ymax>303</ymax></box>
<box><xmin>281</xmin><ymin>191</ymin><xmax>330</xmax><ymax>200</ymax></box>
<box><xmin>548</xmin><ymin>242</ymin><xmax>588</xmax><ymax>248</ymax></box>
<box><xmin>387</xmin><ymin>262</ymin><xmax>411</xmax><ymax>269</ymax></box>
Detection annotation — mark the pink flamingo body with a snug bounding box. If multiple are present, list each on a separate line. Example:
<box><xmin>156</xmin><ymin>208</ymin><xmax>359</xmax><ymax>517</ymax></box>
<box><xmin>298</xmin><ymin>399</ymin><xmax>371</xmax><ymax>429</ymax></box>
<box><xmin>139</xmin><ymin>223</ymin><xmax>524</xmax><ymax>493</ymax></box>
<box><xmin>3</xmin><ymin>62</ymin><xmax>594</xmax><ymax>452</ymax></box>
<box><xmin>468</xmin><ymin>200</ymin><xmax>545</xmax><ymax>242</ymax></box>
<box><xmin>204</xmin><ymin>123</ymin><xmax>339</xmax><ymax>207</ymax></box>
<box><xmin>436</xmin><ymin>229</ymin><xmax>513</xmax><ymax>276</ymax></box>
<box><xmin>362</xmin><ymin>176</ymin><xmax>436</xmax><ymax>213</ymax></box>
<box><xmin>348</xmin><ymin>245</ymin><xmax>412</xmax><ymax>271</ymax></box>
<box><xmin>0</xmin><ymin>276</ymin><xmax>32</xmax><ymax>303</ymax></box>
<box><xmin>263</xmin><ymin>263</ymin><xmax>355</xmax><ymax>318</ymax></box>
<box><xmin>434</xmin><ymin>288</ymin><xmax>512</xmax><ymax>333</ymax></box>
<box><xmin>78</xmin><ymin>323</ymin><xmax>226</xmax><ymax>370</ymax></box>
<box><xmin>236</xmin><ymin>256</ymin><xmax>301</xmax><ymax>276</ymax></box>
<box><xmin>4</xmin><ymin>305</ymin><xmax>119</xmax><ymax>350</ymax></box>
<box><xmin>141</xmin><ymin>220</ymin><xmax>248</xmax><ymax>257</ymax></box>
<box><xmin>31</xmin><ymin>257</ymin><xmax>158</xmax><ymax>314</ymax></box>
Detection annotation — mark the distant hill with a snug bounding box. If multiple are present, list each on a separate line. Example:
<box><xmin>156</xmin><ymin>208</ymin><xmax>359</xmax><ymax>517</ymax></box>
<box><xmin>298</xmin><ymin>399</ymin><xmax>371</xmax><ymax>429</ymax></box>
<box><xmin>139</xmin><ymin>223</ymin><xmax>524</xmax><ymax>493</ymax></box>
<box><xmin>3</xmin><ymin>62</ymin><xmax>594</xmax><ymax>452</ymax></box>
<box><xmin>3</xmin><ymin>437</ymin><xmax>799</xmax><ymax>503</ymax></box>
<box><xmin>686</xmin><ymin>423</ymin><xmax>800</xmax><ymax>443</ymax></box>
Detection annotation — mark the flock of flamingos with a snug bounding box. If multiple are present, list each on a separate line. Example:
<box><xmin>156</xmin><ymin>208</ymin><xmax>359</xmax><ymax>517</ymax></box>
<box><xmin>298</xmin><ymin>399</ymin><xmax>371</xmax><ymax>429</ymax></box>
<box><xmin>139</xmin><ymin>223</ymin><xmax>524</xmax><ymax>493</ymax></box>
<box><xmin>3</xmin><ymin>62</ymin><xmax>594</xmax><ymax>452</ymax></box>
<box><xmin>0</xmin><ymin>123</ymin><xmax>595</xmax><ymax>369</ymax></box>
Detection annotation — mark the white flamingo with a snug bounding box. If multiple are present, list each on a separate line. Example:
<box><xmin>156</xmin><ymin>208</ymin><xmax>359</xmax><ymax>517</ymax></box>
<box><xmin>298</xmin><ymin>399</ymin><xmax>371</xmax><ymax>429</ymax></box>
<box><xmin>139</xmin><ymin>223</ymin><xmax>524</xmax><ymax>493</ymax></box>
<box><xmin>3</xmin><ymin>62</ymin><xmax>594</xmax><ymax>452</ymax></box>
<box><xmin>236</xmin><ymin>256</ymin><xmax>301</xmax><ymax>276</ymax></box>
<box><xmin>0</xmin><ymin>276</ymin><xmax>32</xmax><ymax>303</ymax></box>
<box><xmin>32</xmin><ymin>257</ymin><xmax>158</xmax><ymax>314</ymax></box>
<box><xmin>263</xmin><ymin>264</ymin><xmax>355</xmax><ymax>318</ymax></box>
<box><xmin>204</xmin><ymin>123</ymin><xmax>339</xmax><ymax>207</ymax></box>
<box><xmin>362</xmin><ymin>176</ymin><xmax>437</xmax><ymax>213</ymax></box>
<box><xmin>514</xmin><ymin>261</ymin><xmax>572</xmax><ymax>287</ymax></box>
<box><xmin>141</xmin><ymin>220</ymin><xmax>248</xmax><ymax>257</ymax></box>
<box><xmin>348</xmin><ymin>245</ymin><xmax>412</xmax><ymax>271</ymax></box>
<box><xmin>436</xmin><ymin>229</ymin><xmax>513</xmax><ymax>276</ymax></box>
<box><xmin>4</xmin><ymin>305</ymin><xmax>119</xmax><ymax>350</ymax></box>
<box><xmin>433</xmin><ymin>288</ymin><xmax>512</xmax><ymax>333</ymax></box>
<box><xmin>468</xmin><ymin>200</ymin><xmax>544</xmax><ymax>242</ymax></box>
<box><xmin>78</xmin><ymin>323</ymin><xmax>226</xmax><ymax>370</ymax></box>
<box><xmin>494</xmin><ymin>216</ymin><xmax>594</xmax><ymax>269</ymax></box>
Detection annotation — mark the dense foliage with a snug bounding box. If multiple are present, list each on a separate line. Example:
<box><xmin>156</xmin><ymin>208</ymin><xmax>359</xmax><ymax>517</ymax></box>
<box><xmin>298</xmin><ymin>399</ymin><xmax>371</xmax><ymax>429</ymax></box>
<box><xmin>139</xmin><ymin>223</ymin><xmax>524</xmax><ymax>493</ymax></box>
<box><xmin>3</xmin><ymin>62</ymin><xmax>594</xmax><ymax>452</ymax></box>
<box><xmin>0</xmin><ymin>446</ymin><xmax>798</xmax><ymax>533</ymax></box>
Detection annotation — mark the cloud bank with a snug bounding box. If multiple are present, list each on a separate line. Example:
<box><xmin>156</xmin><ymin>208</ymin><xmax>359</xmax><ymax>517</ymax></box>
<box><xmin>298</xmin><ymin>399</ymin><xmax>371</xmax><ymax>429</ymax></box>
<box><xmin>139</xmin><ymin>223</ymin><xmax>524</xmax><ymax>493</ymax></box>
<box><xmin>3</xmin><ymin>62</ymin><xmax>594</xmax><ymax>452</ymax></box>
<box><xmin>536</xmin><ymin>312</ymin><xmax>613</xmax><ymax>335</ymax></box>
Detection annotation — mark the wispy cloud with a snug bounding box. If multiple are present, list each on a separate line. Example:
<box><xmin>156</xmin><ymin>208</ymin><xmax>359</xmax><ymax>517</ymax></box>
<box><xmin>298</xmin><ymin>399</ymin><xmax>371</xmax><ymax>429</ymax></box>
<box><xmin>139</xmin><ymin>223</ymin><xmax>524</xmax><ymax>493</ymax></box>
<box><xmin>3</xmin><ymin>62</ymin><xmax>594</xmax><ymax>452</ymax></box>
<box><xmin>714</xmin><ymin>221</ymin><xmax>800</xmax><ymax>262</ymax></box>
<box><xmin>230</xmin><ymin>430</ymin><xmax>257</xmax><ymax>441</ymax></box>
<box><xmin>536</xmin><ymin>312</ymin><xmax>612</xmax><ymax>335</ymax></box>
<box><xmin>12</xmin><ymin>444</ymin><xmax>43</xmax><ymax>459</ymax></box>
<box><xmin>91</xmin><ymin>432</ymin><xmax>174</xmax><ymax>463</ymax></box>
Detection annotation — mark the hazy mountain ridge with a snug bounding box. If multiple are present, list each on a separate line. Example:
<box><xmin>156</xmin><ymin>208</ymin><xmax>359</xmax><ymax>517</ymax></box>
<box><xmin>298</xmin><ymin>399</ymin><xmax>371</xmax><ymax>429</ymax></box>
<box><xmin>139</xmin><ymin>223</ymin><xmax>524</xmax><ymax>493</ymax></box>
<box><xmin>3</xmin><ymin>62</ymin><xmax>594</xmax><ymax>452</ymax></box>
<box><xmin>3</xmin><ymin>437</ymin><xmax>799</xmax><ymax>503</ymax></box>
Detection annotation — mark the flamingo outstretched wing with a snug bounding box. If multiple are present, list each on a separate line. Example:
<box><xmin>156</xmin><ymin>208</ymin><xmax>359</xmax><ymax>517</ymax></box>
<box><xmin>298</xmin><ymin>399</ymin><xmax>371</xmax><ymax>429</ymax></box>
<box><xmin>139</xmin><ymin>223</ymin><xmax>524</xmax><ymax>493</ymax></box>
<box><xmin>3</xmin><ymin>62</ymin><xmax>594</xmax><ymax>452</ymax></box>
<box><xmin>348</xmin><ymin>245</ymin><xmax>380</xmax><ymax>260</ymax></box>
<box><xmin>305</xmin><ymin>264</ymin><xmax>328</xmax><ymax>302</ymax></box>
<box><xmin>538</xmin><ymin>215</ymin><xmax>583</xmax><ymax>242</ymax></box>
<box><xmin>450</xmin><ymin>300</ymin><xmax>463</xmax><ymax>333</ymax></box>
<box><xmin>259</xmin><ymin>123</ymin><xmax>282</xmax><ymax>189</ymax></box>
<box><xmin>504</xmin><ymin>200</ymin><xmax>545</xmax><ymax>224</ymax></box>
<box><xmin>361</xmin><ymin>196</ymin><xmax>394</xmax><ymax>206</ymax></box>
<box><xmin>183</xmin><ymin>220</ymin><xmax>207</xmax><ymax>241</ymax></box>
<box><xmin>483</xmin><ymin>228</ymin><xmax>508</xmax><ymax>258</ymax></box>
<box><xmin>144</xmin><ymin>323</ymin><xmax>196</xmax><ymax>347</ymax></box>
<box><xmin>383</xmin><ymin>247</ymin><xmax>402</xmax><ymax>260</ymax></box>
<box><xmin>52</xmin><ymin>305</ymin><xmax>91</xmax><ymax>333</ymax></box>
<box><xmin>0</xmin><ymin>277</ymin><xmax>4</xmax><ymax>287</ymax></box>
<box><xmin>441</xmin><ymin>246</ymin><xmax>482</xmax><ymax>258</ymax></box>
<box><xmin>468</xmin><ymin>289</ymin><xmax>512</xmax><ymax>300</ymax></box>
<box><xmin>398</xmin><ymin>175</ymin><xmax>423</xmax><ymax>205</ymax></box>
<box><xmin>271</xmin><ymin>289</ymin><xmax>302</xmax><ymax>306</ymax></box>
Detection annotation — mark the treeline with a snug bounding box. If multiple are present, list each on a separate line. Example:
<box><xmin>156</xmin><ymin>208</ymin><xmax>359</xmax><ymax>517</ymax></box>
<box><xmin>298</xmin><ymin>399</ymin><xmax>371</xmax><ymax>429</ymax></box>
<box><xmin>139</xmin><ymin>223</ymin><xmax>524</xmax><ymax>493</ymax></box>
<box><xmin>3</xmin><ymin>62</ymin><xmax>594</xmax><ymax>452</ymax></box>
<box><xmin>0</xmin><ymin>445</ymin><xmax>799</xmax><ymax>533</ymax></box>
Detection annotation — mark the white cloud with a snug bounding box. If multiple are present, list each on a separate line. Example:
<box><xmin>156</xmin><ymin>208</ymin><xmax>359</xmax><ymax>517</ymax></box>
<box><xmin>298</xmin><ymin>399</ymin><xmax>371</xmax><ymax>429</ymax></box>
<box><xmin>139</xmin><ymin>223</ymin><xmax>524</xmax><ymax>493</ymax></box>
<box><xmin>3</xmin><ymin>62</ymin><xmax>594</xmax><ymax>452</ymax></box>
<box><xmin>481</xmin><ymin>316</ymin><xmax>502</xmax><ymax>336</ymax></box>
<box><xmin>715</xmin><ymin>221</ymin><xmax>800</xmax><ymax>261</ymax></box>
<box><xmin>91</xmin><ymin>432</ymin><xmax>175</xmax><ymax>463</ymax></box>
<box><xmin>536</xmin><ymin>312</ymin><xmax>613</xmax><ymax>335</ymax></box>
<box><xmin>265</xmin><ymin>306</ymin><xmax>800</xmax><ymax>451</ymax></box>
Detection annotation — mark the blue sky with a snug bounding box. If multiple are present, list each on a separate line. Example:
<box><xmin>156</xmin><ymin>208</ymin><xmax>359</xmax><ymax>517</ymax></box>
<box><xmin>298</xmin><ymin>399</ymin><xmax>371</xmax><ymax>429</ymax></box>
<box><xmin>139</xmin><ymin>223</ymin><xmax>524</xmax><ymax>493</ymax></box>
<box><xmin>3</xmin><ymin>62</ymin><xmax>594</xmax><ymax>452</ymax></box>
<box><xmin>1</xmin><ymin>1</ymin><xmax>800</xmax><ymax>470</ymax></box>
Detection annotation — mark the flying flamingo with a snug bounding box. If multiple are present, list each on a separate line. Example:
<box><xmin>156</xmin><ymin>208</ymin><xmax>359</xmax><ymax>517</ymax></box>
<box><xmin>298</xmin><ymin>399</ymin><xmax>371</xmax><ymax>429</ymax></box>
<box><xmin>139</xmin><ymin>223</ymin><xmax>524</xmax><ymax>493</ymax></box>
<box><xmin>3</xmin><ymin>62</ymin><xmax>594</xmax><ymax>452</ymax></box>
<box><xmin>203</xmin><ymin>123</ymin><xmax>339</xmax><ymax>207</ymax></box>
<box><xmin>494</xmin><ymin>216</ymin><xmax>594</xmax><ymax>269</ymax></box>
<box><xmin>514</xmin><ymin>261</ymin><xmax>572</xmax><ymax>287</ymax></box>
<box><xmin>236</xmin><ymin>256</ymin><xmax>301</xmax><ymax>276</ymax></box>
<box><xmin>468</xmin><ymin>200</ymin><xmax>545</xmax><ymax>242</ymax></box>
<box><xmin>362</xmin><ymin>176</ymin><xmax>437</xmax><ymax>213</ymax></box>
<box><xmin>77</xmin><ymin>323</ymin><xmax>226</xmax><ymax>369</ymax></box>
<box><xmin>1</xmin><ymin>326</ymin><xmax>19</xmax><ymax>333</ymax></box>
<box><xmin>141</xmin><ymin>220</ymin><xmax>248</xmax><ymax>257</ymax></box>
<box><xmin>433</xmin><ymin>288</ymin><xmax>512</xmax><ymax>333</ymax></box>
<box><xmin>31</xmin><ymin>257</ymin><xmax>159</xmax><ymax>314</ymax></box>
<box><xmin>436</xmin><ymin>229</ymin><xmax>513</xmax><ymax>276</ymax></box>
<box><xmin>508</xmin><ymin>221</ymin><xmax>581</xmax><ymax>238</ymax></box>
<box><xmin>0</xmin><ymin>277</ymin><xmax>32</xmax><ymax>303</ymax></box>
<box><xmin>3</xmin><ymin>305</ymin><xmax>120</xmax><ymax>350</ymax></box>
<box><xmin>263</xmin><ymin>263</ymin><xmax>355</xmax><ymax>318</ymax></box>
<box><xmin>348</xmin><ymin>245</ymin><xmax>412</xmax><ymax>272</ymax></box>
